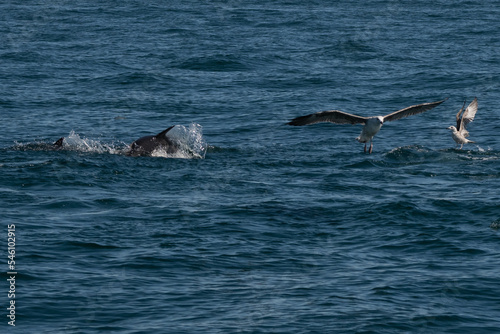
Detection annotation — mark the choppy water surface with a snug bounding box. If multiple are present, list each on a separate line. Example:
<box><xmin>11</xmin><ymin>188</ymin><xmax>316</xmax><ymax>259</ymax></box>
<box><xmin>1</xmin><ymin>1</ymin><xmax>500</xmax><ymax>333</ymax></box>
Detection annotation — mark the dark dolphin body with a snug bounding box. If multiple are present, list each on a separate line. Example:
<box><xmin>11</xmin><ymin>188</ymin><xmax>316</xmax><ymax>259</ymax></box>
<box><xmin>49</xmin><ymin>126</ymin><xmax>179</xmax><ymax>156</ymax></box>
<box><xmin>126</xmin><ymin>126</ymin><xmax>179</xmax><ymax>157</ymax></box>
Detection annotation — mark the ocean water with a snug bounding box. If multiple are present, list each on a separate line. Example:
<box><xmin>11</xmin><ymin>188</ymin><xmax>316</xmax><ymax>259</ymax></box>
<box><xmin>1</xmin><ymin>1</ymin><xmax>500</xmax><ymax>333</ymax></box>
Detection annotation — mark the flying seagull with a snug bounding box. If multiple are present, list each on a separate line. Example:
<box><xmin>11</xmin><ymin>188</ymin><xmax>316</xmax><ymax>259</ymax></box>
<box><xmin>288</xmin><ymin>98</ymin><xmax>447</xmax><ymax>153</ymax></box>
<box><xmin>447</xmin><ymin>97</ymin><xmax>478</xmax><ymax>149</ymax></box>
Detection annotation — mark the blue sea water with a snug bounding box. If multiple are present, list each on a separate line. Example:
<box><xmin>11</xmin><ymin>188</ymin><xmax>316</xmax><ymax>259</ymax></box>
<box><xmin>1</xmin><ymin>1</ymin><xmax>500</xmax><ymax>333</ymax></box>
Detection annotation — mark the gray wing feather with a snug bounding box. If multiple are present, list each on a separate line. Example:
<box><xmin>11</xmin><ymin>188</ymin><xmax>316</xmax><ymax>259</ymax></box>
<box><xmin>288</xmin><ymin>110</ymin><xmax>367</xmax><ymax>126</ymax></box>
<box><xmin>456</xmin><ymin>100</ymin><xmax>467</xmax><ymax>130</ymax></box>
<box><xmin>460</xmin><ymin>97</ymin><xmax>478</xmax><ymax>132</ymax></box>
<box><xmin>383</xmin><ymin>98</ymin><xmax>448</xmax><ymax>123</ymax></box>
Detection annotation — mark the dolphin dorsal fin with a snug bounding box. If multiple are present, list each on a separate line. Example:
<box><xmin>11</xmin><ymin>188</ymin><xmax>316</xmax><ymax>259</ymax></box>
<box><xmin>155</xmin><ymin>126</ymin><xmax>175</xmax><ymax>138</ymax></box>
<box><xmin>53</xmin><ymin>137</ymin><xmax>64</xmax><ymax>147</ymax></box>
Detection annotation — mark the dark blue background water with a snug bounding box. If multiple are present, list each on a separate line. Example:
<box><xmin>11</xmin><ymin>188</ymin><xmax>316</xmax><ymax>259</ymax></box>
<box><xmin>2</xmin><ymin>1</ymin><xmax>500</xmax><ymax>333</ymax></box>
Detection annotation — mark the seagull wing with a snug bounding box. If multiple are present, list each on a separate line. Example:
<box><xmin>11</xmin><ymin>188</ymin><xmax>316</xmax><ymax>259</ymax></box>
<box><xmin>456</xmin><ymin>100</ymin><xmax>467</xmax><ymax>130</ymax></box>
<box><xmin>382</xmin><ymin>98</ymin><xmax>448</xmax><ymax>123</ymax></box>
<box><xmin>459</xmin><ymin>97</ymin><xmax>478</xmax><ymax>133</ymax></box>
<box><xmin>288</xmin><ymin>110</ymin><xmax>367</xmax><ymax>126</ymax></box>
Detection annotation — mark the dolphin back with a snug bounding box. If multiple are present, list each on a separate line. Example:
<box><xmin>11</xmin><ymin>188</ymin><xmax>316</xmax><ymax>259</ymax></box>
<box><xmin>127</xmin><ymin>126</ymin><xmax>179</xmax><ymax>157</ymax></box>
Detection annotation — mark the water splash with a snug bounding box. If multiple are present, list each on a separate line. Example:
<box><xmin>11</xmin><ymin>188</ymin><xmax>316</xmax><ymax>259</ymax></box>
<box><xmin>63</xmin><ymin>131</ymin><xmax>124</xmax><ymax>155</ymax></box>
<box><xmin>150</xmin><ymin>123</ymin><xmax>207</xmax><ymax>159</ymax></box>
<box><xmin>490</xmin><ymin>218</ymin><xmax>500</xmax><ymax>230</ymax></box>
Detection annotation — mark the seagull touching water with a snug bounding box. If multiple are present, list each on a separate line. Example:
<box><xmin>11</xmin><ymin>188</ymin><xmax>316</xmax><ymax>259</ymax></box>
<box><xmin>288</xmin><ymin>98</ymin><xmax>447</xmax><ymax>153</ymax></box>
<box><xmin>447</xmin><ymin>97</ymin><xmax>478</xmax><ymax>149</ymax></box>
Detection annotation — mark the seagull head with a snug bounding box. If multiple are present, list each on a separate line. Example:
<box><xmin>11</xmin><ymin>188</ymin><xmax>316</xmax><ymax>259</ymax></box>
<box><xmin>376</xmin><ymin>116</ymin><xmax>384</xmax><ymax>125</ymax></box>
<box><xmin>447</xmin><ymin>126</ymin><xmax>457</xmax><ymax>131</ymax></box>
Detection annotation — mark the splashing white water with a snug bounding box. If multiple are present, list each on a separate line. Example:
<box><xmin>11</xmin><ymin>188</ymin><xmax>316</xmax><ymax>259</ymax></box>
<box><xmin>12</xmin><ymin>124</ymin><xmax>207</xmax><ymax>159</ymax></box>
<box><xmin>63</xmin><ymin>131</ymin><xmax>123</xmax><ymax>155</ymax></box>
<box><xmin>156</xmin><ymin>123</ymin><xmax>207</xmax><ymax>159</ymax></box>
<box><xmin>61</xmin><ymin>123</ymin><xmax>207</xmax><ymax>159</ymax></box>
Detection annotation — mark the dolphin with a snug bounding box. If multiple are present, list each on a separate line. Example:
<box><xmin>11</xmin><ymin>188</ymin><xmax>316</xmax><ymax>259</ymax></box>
<box><xmin>126</xmin><ymin>126</ymin><xmax>179</xmax><ymax>157</ymax></box>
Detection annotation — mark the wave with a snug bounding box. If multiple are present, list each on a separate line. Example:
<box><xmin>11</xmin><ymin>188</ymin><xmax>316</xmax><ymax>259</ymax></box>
<box><xmin>175</xmin><ymin>54</ymin><xmax>249</xmax><ymax>72</ymax></box>
<box><xmin>384</xmin><ymin>144</ymin><xmax>498</xmax><ymax>163</ymax></box>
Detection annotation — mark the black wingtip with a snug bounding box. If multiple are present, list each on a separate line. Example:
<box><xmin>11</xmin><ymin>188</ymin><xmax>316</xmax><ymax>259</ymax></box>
<box><xmin>287</xmin><ymin>115</ymin><xmax>309</xmax><ymax>126</ymax></box>
<box><xmin>433</xmin><ymin>97</ymin><xmax>448</xmax><ymax>107</ymax></box>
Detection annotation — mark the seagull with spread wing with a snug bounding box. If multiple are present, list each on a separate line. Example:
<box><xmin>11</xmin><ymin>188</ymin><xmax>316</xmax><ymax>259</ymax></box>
<box><xmin>447</xmin><ymin>97</ymin><xmax>478</xmax><ymax>149</ymax></box>
<box><xmin>288</xmin><ymin>98</ymin><xmax>447</xmax><ymax>153</ymax></box>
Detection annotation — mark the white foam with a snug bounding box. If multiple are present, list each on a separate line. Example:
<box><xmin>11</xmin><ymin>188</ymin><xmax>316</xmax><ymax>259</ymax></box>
<box><xmin>163</xmin><ymin>123</ymin><xmax>208</xmax><ymax>159</ymax></box>
<box><xmin>63</xmin><ymin>131</ymin><xmax>124</xmax><ymax>155</ymax></box>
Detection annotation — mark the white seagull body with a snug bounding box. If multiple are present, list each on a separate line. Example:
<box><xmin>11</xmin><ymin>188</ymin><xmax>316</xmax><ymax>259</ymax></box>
<box><xmin>288</xmin><ymin>98</ymin><xmax>447</xmax><ymax>153</ymax></box>
<box><xmin>447</xmin><ymin>97</ymin><xmax>478</xmax><ymax>149</ymax></box>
